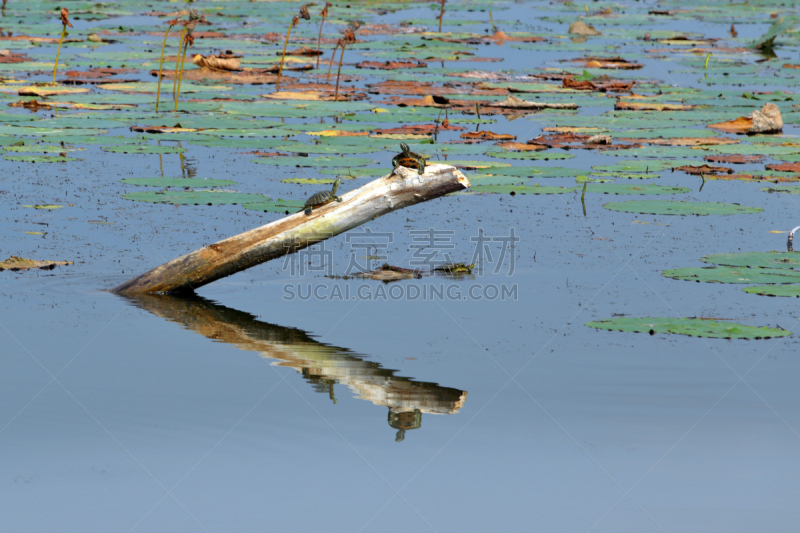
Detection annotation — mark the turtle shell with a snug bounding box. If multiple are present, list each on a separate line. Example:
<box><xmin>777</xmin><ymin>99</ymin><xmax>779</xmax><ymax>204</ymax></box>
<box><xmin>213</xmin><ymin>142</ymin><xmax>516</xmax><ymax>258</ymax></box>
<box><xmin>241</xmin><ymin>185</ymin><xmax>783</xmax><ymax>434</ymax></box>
<box><xmin>304</xmin><ymin>190</ymin><xmax>334</xmax><ymax>208</ymax></box>
<box><xmin>392</xmin><ymin>148</ymin><xmax>426</xmax><ymax>174</ymax></box>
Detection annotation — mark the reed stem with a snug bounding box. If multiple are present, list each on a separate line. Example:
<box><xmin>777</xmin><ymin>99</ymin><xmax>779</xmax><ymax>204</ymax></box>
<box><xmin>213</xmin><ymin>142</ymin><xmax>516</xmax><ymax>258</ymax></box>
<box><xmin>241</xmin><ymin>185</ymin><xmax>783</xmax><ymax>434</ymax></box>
<box><xmin>333</xmin><ymin>43</ymin><xmax>346</xmax><ymax>101</ymax></box>
<box><xmin>52</xmin><ymin>25</ymin><xmax>66</xmax><ymax>85</ymax></box>
<box><xmin>174</xmin><ymin>38</ymin><xmax>189</xmax><ymax>112</ymax></box>
<box><xmin>172</xmin><ymin>26</ymin><xmax>187</xmax><ymax>98</ymax></box>
<box><xmin>155</xmin><ymin>23</ymin><xmax>174</xmax><ymax>112</ymax></box>
<box><xmin>276</xmin><ymin>22</ymin><xmax>295</xmax><ymax>91</ymax></box>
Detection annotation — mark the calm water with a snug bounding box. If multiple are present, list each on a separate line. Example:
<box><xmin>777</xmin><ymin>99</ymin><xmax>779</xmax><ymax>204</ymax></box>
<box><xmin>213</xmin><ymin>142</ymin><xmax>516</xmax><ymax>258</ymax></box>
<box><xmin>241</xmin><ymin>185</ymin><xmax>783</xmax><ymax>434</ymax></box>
<box><xmin>2</xmin><ymin>1</ymin><xmax>800</xmax><ymax>532</ymax></box>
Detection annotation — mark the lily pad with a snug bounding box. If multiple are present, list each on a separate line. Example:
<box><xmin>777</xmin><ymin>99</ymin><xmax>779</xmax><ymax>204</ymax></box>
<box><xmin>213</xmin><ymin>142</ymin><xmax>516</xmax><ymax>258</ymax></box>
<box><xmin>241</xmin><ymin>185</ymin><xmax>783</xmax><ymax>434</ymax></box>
<box><xmin>585</xmin><ymin>184</ymin><xmax>690</xmax><ymax>195</ymax></box>
<box><xmin>122</xmin><ymin>190</ymin><xmax>267</xmax><ymax>205</ymax></box>
<box><xmin>5</xmin><ymin>155</ymin><xmax>82</xmax><ymax>163</ymax></box>
<box><xmin>120</xmin><ymin>177</ymin><xmax>237</xmax><ymax>188</ymax></box>
<box><xmin>0</xmin><ymin>256</ymin><xmax>73</xmax><ymax>271</ymax></box>
<box><xmin>471</xmin><ymin>184</ymin><xmax>575</xmax><ymax>195</ymax></box>
<box><xmin>103</xmin><ymin>145</ymin><xmax>186</xmax><ymax>154</ymax></box>
<box><xmin>701</xmin><ymin>252</ymin><xmax>800</xmax><ymax>270</ymax></box>
<box><xmin>587</xmin><ymin>316</ymin><xmax>790</xmax><ymax>339</ymax></box>
<box><xmin>603</xmin><ymin>200</ymin><xmax>763</xmax><ymax>216</ymax></box>
<box><xmin>662</xmin><ymin>267</ymin><xmax>800</xmax><ymax>284</ymax></box>
<box><xmin>742</xmin><ymin>285</ymin><xmax>800</xmax><ymax>297</ymax></box>
<box><xmin>253</xmin><ymin>156</ymin><xmax>375</xmax><ymax>168</ymax></box>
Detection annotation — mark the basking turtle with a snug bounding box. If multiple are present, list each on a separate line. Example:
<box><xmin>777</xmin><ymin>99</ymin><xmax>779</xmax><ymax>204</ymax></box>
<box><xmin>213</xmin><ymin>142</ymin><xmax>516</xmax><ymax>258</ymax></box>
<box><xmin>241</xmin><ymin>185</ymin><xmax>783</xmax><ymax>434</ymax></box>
<box><xmin>300</xmin><ymin>178</ymin><xmax>342</xmax><ymax>215</ymax></box>
<box><xmin>391</xmin><ymin>143</ymin><xmax>426</xmax><ymax>175</ymax></box>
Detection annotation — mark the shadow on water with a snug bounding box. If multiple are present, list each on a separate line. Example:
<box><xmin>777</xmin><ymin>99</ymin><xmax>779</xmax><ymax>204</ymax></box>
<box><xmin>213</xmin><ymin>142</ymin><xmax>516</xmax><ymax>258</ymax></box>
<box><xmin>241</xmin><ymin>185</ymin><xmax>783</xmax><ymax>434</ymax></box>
<box><xmin>118</xmin><ymin>293</ymin><xmax>467</xmax><ymax>442</ymax></box>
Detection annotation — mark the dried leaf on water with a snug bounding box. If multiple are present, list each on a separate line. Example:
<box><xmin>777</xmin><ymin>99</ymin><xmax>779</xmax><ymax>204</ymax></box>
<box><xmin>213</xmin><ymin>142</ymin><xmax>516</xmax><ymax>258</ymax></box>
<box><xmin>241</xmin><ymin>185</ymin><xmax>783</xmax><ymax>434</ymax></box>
<box><xmin>0</xmin><ymin>256</ymin><xmax>73</xmax><ymax>271</ymax></box>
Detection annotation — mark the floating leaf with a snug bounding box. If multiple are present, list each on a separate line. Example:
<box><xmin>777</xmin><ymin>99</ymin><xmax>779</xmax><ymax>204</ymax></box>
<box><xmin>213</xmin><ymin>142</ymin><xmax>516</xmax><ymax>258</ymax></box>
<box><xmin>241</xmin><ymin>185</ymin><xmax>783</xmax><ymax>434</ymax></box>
<box><xmin>253</xmin><ymin>156</ymin><xmax>376</xmax><ymax>168</ymax></box>
<box><xmin>103</xmin><ymin>145</ymin><xmax>186</xmax><ymax>155</ymax></box>
<box><xmin>0</xmin><ymin>256</ymin><xmax>73</xmax><ymax>271</ymax></box>
<box><xmin>122</xmin><ymin>190</ymin><xmax>268</xmax><ymax>205</ymax></box>
<box><xmin>587</xmin><ymin>317</ymin><xmax>790</xmax><ymax>339</ymax></box>
<box><xmin>603</xmin><ymin>200</ymin><xmax>763</xmax><ymax>216</ymax></box>
<box><xmin>584</xmin><ymin>184</ymin><xmax>690</xmax><ymax>195</ymax></box>
<box><xmin>5</xmin><ymin>155</ymin><xmax>81</xmax><ymax>163</ymax></box>
<box><xmin>701</xmin><ymin>252</ymin><xmax>800</xmax><ymax>270</ymax></box>
<box><xmin>743</xmin><ymin>285</ymin><xmax>800</xmax><ymax>297</ymax></box>
<box><xmin>472</xmin><ymin>184</ymin><xmax>575</xmax><ymax>195</ymax></box>
<box><xmin>120</xmin><ymin>177</ymin><xmax>236</xmax><ymax>188</ymax></box>
<box><xmin>662</xmin><ymin>266</ymin><xmax>800</xmax><ymax>284</ymax></box>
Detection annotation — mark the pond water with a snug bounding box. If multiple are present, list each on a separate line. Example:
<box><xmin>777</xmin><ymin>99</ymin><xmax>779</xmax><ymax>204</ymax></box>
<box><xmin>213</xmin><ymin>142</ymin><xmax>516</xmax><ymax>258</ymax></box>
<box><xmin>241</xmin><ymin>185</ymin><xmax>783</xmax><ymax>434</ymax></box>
<box><xmin>2</xmin><ymin>0</ymin><xmax>800</xmax><ymax>531</ymax></box>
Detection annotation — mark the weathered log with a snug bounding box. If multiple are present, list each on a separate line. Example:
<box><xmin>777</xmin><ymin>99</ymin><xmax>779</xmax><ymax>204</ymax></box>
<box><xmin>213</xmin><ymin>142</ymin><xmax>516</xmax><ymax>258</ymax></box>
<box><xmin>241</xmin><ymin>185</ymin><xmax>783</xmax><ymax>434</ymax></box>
<box><xmin>111</xmin><ymin>164</ymin><xmax>470</xmax><ymax>295</ymax></box>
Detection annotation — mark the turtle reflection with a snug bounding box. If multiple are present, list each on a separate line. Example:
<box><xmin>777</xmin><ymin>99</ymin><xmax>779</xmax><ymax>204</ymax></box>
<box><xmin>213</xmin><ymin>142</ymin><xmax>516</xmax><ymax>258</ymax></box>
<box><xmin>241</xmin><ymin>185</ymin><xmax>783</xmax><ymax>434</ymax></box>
<box><xmin>123</xmin><ymin>294</ymin><xmax>467</xmax><ymax>441</ymax></box>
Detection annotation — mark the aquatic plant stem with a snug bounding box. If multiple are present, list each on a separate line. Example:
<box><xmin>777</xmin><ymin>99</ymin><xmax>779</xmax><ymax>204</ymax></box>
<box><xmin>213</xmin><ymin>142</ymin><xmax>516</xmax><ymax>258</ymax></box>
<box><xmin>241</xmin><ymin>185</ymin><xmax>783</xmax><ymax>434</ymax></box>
<box><xmin>155</xmin><ymin>23</ymin><xmax>175</xmax><ymax>112</ymax></box>
<box><xmin>333</xmin><ymin>43</ymin><xmax>346</xmax><ymax>101</ymax></box>
<box><xmin>438</xmin><ymin>0</ymin><xmax>445</xmax><ymax>32</ymax></box>
<box><xmin>174</xmin><ymin>38</ymin><xmax>190</xmax><ymax>112</ymax></box>
<box><xmin>52</xmin><ymin>25</ymin><xmax>67</xmax><ymax>85</ymax></box>
<box><xmin>326</xmin><ymin>43</ymin><xmax>339</xmax><ymax>83</ymax></box>
<box><xmin>172</xmin><ymin>26</ymin><xmax>187</xmax><ymax>99</ymax></box>
<box><xmin>581</xmin><ymin>181</ymin><xmax>587</xmax><ymax>216</ymax></box>
<box><xmin>316</xmin><ymin>13</ymin><xmax>327</xmax><ymax>69</ymax></box>
<box><xmin>276</xmin><ymin>20</ymin><xmax>296</xmax><ymax>91</ymax></box>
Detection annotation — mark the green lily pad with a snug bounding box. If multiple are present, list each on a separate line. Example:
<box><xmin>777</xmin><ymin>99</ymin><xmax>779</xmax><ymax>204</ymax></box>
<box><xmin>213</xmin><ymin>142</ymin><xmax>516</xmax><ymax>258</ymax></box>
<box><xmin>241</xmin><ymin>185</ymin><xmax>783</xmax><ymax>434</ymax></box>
<box><xmin>662</xmin><ymin>266</ymin><xmax>800</xmax><ymax>284</ymax></box>
<box><xmin>742</xmin><ymin>285</ymin><xmax>800</xmax><ymax>297</ymax></box>
<box><xmin>103</xmin><ymin>144</ymin><xmax>186</xmax><ymax>154</ymax></box>
<box><xmin>587</xmin><ymin>316</ymin><xmax>790</xmax><ymax>339</ymax></box>
<box><xmin>120</xmin><ymin>177</ymin><xmax>237</xmax><ymax>188</ymax></box>
<box><xmin>603</xmin><ymin>200</ymin><xmax>763</xmax><ymax>216</ymax></box>
<box><xmin>585</xmin><ymin>184</ymin><xmax>690</xmax><ymax>195</ymax></box>
<box><xmin>242</xmin><ymin>198</ymin><xmax>306</xmax><ymax>213</ymax></box>
<box><xmin>122</xmin><ymin>190</ymin><xmax>267</xmax><ymax>205</ymax></box>
<box><xmin>253</xmin><ymin>156</ymin><xmax>375</xmax><ymax>168</ymax></box>
<box><xmin>701</xmin><ymin>252</ymin><xmax>800</xmax><ymax>269</ymax></box>
<box><xmin>5</xmin><ymin>155</ymin><xmax>82</xmax><ymax>163</ymax></box>
<box><xmin>592</xmin><ymin>159</ymin><xmax>692</xmax><ymax>173</ymax></box>
<box><xmin>487</xmin><ymin>150</ymin><xmax>575</xmax><ymax>161</ymax></box>
<box><xmin>761</xmin><ymin>186</ymin><xmax>800</xmax><ymax>195</ymax></box>
<box><xmin>471</xmin><ymin>184</ymin><xmax>575</xmax><ymax>195</ymax></box>
<box><xmin>318</xmin><ymin>168</ymin><xmax>388</xmax><ymax>177</ymax></box>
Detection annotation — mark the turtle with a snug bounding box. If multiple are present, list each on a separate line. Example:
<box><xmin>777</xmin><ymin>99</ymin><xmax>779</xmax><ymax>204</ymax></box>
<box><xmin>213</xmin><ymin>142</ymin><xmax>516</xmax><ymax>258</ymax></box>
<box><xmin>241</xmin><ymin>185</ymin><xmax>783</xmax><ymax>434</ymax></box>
<box><xmin>391</xmin><ymin>143</ymin><xmax>426</xmax><ymax>175</ymax></box>
<box><xmin>300</xmin><ymin>178</ymin><xmax>342</xmax><ymax>215</ymax></box>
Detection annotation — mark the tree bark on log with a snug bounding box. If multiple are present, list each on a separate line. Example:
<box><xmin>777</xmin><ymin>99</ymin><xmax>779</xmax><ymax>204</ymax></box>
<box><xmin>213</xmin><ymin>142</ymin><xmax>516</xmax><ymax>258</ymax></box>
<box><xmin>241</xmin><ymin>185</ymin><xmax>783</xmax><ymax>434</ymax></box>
<box><xmin>111</xmin><ymin>164</ymin><xmax>470</xmax><ymax>295</ymax></box>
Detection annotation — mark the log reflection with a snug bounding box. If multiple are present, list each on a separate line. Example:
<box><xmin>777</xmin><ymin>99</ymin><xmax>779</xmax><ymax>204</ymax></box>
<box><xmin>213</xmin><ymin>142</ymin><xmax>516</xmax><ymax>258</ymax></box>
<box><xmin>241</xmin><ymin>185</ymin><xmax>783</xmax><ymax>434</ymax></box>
<box><xmin>122</xmin><ymin>294</ymin><xmax>467</xmax><ymax>441</ymax></box>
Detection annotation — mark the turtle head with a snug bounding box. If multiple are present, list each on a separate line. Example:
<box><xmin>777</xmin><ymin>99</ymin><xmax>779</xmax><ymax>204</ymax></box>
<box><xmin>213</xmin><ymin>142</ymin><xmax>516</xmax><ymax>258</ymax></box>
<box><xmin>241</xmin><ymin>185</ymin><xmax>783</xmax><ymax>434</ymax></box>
<box><xmin>400</xmin><ymin>143</ymin><xmax>410</xmax><ymax>154</ymax></box>
<box><xmin>332</xmin><ymin>178</ymin><xmax>341</xmax><ymax>194</ymax></box>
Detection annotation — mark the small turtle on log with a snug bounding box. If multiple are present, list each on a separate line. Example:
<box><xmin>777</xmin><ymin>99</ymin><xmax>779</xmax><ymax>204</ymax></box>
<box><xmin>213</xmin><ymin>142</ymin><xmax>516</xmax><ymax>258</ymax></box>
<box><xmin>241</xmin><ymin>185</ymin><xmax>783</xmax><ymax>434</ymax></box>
<box><xmin>392</xmin><ymin>143</ymin><xmax>426</xmax><ymax>175</ymax></box>
<box><xmin>300</xmin><ymin>178</ymin><xmax>342</xmax><ymax>215</ymax></box>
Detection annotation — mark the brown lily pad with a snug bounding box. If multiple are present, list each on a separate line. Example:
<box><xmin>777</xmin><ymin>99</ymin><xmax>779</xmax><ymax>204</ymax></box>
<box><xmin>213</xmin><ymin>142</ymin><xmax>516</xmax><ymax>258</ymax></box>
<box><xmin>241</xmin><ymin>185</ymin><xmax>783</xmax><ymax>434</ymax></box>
<box><xmin>766</xmin><ymin>162</ymin><xmax>800</xmax><ymax>172</ymax></box>
<box><xmin>192</xmin><ymin>54</ymin><xmax>241</xmax><ymax>71</ymax></box>
<box><xmin>673</xmin><ymin>164</ymin><xmax>733</xmax><ymax>175</ymax></box>
<box><xmin>0</xmin><ymin>50</ymin><xmax>30</xmax><ymax>64</ymax></box>
<box><xmin>495</xmin><ymin>142</ymin><xmax>547</xmax><ymax>151</ymax></box>
<box><xmin>705</xmin><ymin>154</ymin><xmax>764</xmax><ymax>164</ymax></box>
<box><xmin>568</xmin><ymin>21</ymin><xmax>602</xmax><ymax>36</ymax></box>
<box><xmin>356</xmin><ymin>60</ymin><xmax>427</xmax><ymax>70</ymax></box>
<box><xmin>708</xmin><ymin>103</ymin><xmax>783</xmax><ymax>134</ymax></box>
<box><xmin>563</xmin><ymin>76</ymin><xmax>635</xmax><ymax>92</ymax></box>
<box><xmin>374</xmin><ymin>124</ymin><xmax>463</xmax><ymax>135</ymax></box>
<box><xmin>461</xmin><ymin>131</ymin><xmax>516</xmax><ymax>141</ymax></box>
<box><xmin>354</xmin><ymin>264</ymin><xmax>421</xmax><ymax>282</ymax></box>
<box><xmin>615</xmin><ymin>100</ymin><xmax>694</xmax><ymax>111</ymax></box>
<box><xmin>489</xmin><ymin>94</ymin><xmax>578</xmax><ymax>110</ymax></box>
<box><xmin>571</xmin><ymin>56</ymin><xmax>643</xmax><ymax>70</ymax></box>
<box><xmin>0</xmin><ymin>256</ymin><xmax>73</xmax><ymax>271</ymax></box>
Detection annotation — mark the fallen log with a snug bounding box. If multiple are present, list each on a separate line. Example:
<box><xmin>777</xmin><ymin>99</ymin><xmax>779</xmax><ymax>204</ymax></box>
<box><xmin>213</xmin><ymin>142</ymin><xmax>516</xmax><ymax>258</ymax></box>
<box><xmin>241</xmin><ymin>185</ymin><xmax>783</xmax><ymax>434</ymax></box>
<box><xmin>111</xmin><ymin>164</ymin><xmax>470</xmax><ymax>295</ymax></box>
